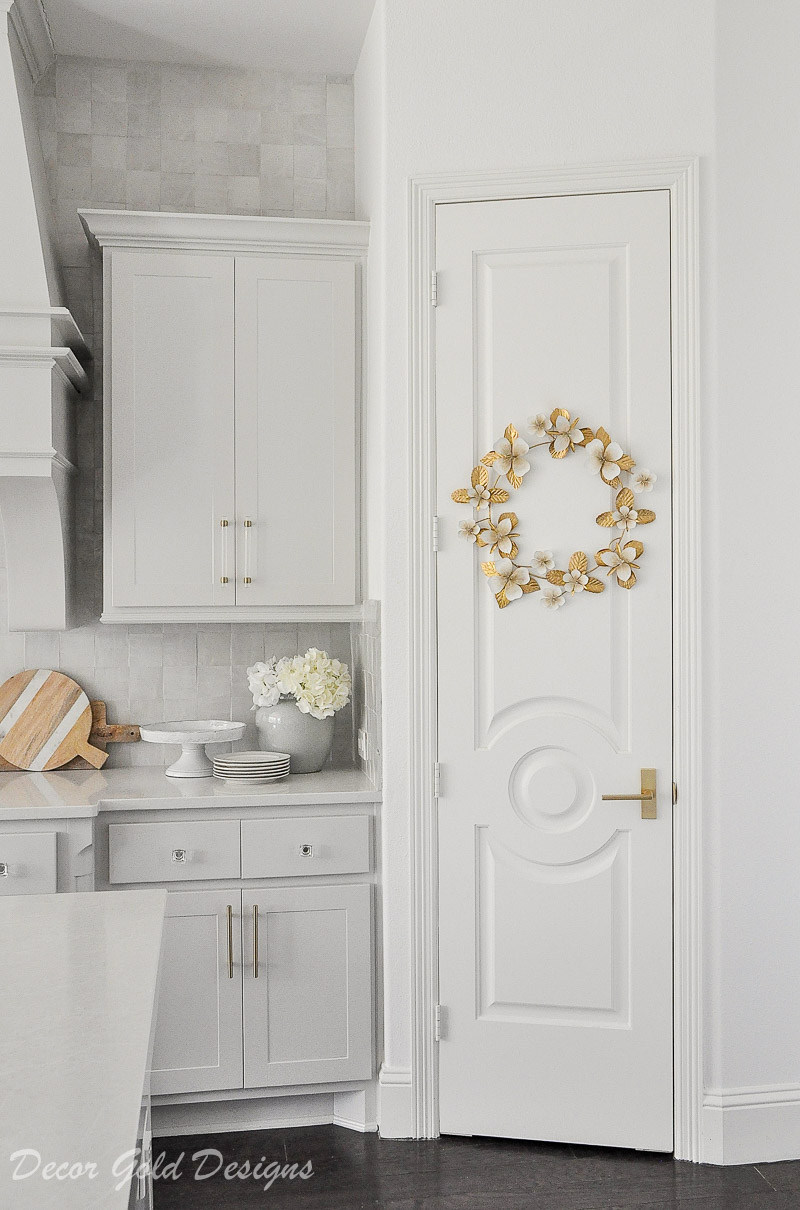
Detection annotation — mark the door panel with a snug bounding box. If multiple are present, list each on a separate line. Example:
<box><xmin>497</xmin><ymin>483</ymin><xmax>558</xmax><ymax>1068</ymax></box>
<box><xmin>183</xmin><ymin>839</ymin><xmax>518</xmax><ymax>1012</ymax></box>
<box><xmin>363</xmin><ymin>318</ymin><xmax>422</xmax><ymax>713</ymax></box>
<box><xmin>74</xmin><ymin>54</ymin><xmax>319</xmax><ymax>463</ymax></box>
<box><xmin>234</xmin><ymin>256</ymin><xmax>358</xmax><ymax>605</ymax></box>
<box><xmin>435</xmin><ymin>191</ymin><xmax>673</xmax><ymax>1150</ymax></box>
<box><xmin>243</xmin><ymin>884</ymin><xmax>372</xmax><ymax>1086</ymax></box>
<box><xmin>150</xmin><ymin>891</ymin><xmax>243</xmax><ymax>1095</ymax></box>
<box><xmin>108</xmin><ymin>250</ymin><xmax>235</xmax><ymax>608</ymax></box>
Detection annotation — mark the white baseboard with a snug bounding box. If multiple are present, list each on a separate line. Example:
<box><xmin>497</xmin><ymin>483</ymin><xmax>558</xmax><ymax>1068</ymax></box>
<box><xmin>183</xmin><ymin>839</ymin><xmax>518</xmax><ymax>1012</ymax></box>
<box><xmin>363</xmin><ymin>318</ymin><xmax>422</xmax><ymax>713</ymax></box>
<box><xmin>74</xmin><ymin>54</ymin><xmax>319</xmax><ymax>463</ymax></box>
<box><xmin>332</xmin><ymin>1088</ymin><xmax>378</xmax><ymax>1133</ymax></box>
<box><xmin>702</xmin><ymin>1085</ymin><xmax>800</xmax><ymax>1164</ymax></box>
<box><xmin>377</xmin><ymin>1065</ymin><xmax>414</xmax><ymax>1138</ymax></box>
<box><xmin>152</xmin><ymin>1094</ymin><xmax>335</xmax><ymax>1138</ymax></box>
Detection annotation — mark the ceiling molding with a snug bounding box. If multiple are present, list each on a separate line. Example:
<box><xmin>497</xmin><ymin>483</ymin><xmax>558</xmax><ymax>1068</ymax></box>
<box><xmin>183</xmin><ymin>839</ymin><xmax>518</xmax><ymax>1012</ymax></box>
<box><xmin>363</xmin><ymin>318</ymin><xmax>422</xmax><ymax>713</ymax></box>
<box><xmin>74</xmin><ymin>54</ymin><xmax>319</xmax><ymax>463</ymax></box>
<box><xmin>6</xmin><ymin>0</ymin><xmax>54</xmax><ymax>84</ymax></box>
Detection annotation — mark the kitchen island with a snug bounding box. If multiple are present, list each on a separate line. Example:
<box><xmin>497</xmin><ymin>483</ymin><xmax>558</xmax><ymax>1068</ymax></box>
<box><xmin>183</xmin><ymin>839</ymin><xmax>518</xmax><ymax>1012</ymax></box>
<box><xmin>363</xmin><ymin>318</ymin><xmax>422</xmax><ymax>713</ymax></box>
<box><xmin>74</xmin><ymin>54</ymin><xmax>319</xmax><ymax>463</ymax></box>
<box><xmin>0</xmin><ymin>889</ymin><xmax>166</xmax><ymax>1208</ymax></box>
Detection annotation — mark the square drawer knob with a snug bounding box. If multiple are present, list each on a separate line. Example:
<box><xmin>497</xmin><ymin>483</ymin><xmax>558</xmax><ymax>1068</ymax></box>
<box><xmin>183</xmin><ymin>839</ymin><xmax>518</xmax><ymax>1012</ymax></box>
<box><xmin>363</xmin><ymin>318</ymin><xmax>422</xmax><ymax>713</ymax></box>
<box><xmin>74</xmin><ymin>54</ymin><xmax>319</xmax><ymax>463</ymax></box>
<box><xmin>171</xmin><ymin>849</ymin><xmax>188</xmax><ymax>864</ymax></box>
<box><xmin>0</xmin><ymin>862</ymin><xmax>8</xmax><ymax>877</ymax></box>
<box><xmin>299</xmin><ymin>844</ymin><xmax>314</xmax><ymax>858</ymax></box>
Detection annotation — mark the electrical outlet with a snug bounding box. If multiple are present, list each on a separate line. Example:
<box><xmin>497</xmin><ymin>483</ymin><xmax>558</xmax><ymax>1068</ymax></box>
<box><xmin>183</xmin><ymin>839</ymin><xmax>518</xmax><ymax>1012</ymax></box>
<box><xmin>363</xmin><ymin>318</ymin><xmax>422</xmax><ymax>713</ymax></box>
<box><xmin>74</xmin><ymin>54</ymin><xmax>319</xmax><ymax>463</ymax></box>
<box><xmin>357</xmin><ymin>729</ymin><xmax>369</xmax><ymax>761</ymax></box>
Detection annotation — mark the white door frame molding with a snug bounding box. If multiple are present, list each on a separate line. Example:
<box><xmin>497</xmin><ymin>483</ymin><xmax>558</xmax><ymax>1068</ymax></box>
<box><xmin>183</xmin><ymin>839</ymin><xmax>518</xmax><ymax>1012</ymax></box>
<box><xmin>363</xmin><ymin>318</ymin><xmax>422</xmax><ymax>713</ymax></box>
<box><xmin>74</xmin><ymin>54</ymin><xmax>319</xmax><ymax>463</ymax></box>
<box><xmin>407</xmin><ymin>158</ymin><xmax>702</xmax><ymax>1159</ymax></box>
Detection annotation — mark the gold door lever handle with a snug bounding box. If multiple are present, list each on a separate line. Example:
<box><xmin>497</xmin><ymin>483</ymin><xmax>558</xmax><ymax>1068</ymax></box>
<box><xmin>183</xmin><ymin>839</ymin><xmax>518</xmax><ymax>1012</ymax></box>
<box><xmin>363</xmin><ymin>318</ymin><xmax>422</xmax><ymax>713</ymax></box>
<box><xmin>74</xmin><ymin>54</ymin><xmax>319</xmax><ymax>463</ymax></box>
<box><xmin>602</xmin><ymin>768</ymin><xmax>657</xmax><ymax>819</ymax></box>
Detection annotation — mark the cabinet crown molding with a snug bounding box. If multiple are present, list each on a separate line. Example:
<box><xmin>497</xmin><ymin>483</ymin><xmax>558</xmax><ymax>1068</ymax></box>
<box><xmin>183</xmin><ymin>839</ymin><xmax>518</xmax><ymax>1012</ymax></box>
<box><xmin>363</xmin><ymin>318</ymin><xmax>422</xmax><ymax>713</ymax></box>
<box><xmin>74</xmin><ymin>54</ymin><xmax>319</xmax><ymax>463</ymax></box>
<box><xmin>79</xmin><ymin>209</ymin><xmax>370</xmax><ymax>256</ymax></box>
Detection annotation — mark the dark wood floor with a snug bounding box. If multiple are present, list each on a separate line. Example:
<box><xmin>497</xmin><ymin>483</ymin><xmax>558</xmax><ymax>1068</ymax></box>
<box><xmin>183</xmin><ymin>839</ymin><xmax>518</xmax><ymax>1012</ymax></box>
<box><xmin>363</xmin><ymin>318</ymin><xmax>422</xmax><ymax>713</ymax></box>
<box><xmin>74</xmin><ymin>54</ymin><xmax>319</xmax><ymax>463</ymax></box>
<box><xmin>151</xmin><ymin>1125</ymin><xmax>800</xmax><ymax>1209</ymax></box>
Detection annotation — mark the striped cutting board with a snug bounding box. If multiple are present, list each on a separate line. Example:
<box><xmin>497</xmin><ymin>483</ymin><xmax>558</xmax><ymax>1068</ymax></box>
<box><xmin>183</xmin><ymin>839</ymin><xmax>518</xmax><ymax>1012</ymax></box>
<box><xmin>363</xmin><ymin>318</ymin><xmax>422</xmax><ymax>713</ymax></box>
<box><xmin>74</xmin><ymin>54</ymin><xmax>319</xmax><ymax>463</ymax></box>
<box><xmin>0</xmin><ymin>670</ymin><xmax>108</xmax><ymax>771</ymax></box>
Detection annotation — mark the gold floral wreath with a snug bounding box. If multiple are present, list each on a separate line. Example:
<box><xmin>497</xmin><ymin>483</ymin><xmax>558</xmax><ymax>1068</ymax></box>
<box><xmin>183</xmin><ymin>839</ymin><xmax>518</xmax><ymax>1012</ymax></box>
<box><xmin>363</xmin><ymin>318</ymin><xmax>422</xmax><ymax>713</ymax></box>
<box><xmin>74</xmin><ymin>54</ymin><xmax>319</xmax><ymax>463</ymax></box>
<box><xmin>451</xmin><ymin>409</ymin><xmax>657</xmax><ymax>610</ymax></box>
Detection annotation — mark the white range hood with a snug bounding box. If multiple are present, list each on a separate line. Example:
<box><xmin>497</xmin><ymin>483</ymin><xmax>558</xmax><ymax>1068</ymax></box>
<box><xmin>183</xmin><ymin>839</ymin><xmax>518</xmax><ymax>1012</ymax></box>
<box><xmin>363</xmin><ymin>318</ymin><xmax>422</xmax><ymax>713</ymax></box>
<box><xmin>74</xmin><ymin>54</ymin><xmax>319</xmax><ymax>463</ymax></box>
<box><xmin>0</xmin><ymin>0</ymin><xmax>88</xmax><ymax>630</ymax></box>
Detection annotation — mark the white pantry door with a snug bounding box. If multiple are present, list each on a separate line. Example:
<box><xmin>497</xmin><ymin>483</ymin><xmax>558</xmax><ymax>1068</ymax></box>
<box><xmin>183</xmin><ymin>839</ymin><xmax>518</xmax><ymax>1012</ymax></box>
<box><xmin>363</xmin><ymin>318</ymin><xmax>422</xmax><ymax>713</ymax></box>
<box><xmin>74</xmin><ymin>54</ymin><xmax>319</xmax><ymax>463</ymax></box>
<box><xmin>435</xmin><ymin>190</ymin><xmax>673</xmax><ymax>1151</ymax></box>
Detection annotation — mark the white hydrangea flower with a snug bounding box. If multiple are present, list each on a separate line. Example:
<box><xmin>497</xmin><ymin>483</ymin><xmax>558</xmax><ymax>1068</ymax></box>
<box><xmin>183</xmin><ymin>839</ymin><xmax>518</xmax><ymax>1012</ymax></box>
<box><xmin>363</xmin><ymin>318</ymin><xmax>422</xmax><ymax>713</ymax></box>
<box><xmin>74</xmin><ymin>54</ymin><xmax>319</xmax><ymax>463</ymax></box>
<box><xmin>541</xmin><ymin>585</ymin><xmax>566</xmax><ymax>609</ymax></box>
<box><xmin>562</xmin><ymin>568</ymin><xmax>589</xmax><ymax>594</ymax></box>
<box><xmin>633</xmin><ymin>468</ymin><xmax>657</xmax><ymax>492</ymax></box>
<box><xmin>531</xmin><ymin>550</ymin><xmax>555</xmax><ymax>575</ymax></box>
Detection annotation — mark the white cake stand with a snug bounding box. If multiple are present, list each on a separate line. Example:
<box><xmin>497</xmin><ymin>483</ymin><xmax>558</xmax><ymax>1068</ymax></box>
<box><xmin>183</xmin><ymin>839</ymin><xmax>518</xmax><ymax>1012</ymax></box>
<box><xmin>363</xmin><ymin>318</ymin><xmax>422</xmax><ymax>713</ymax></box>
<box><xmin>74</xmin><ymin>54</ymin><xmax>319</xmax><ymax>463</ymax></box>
<box><xmin>139</xmin><ymin>720</ymin><xmax>247</xmax><ymax>778</ymax></box>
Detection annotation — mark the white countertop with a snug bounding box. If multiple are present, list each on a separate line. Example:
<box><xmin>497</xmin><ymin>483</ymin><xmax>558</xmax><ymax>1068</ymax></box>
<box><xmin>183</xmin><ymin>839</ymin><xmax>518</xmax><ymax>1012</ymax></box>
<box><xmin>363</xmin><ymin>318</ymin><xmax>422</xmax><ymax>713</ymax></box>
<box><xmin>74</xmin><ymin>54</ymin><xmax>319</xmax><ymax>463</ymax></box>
<box><xmin>0</xmin><ymin>889</ymin><xmax>166</xmax><ymax>1209</ymax></box>
<box><xmin>0</xmin><ymin>766</ymin><xmax>380</xmax><ymax>819</ymax></box>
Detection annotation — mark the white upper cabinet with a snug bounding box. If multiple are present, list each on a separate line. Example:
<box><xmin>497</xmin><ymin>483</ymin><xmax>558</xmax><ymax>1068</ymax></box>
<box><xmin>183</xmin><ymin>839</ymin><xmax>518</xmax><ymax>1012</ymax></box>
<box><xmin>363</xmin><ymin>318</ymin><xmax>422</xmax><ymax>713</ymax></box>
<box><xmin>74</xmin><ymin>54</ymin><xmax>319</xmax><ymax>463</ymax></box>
<box><xmin>234</xmin><ymin>256</ymin><xmax>357</xmax><ymax>606</ymax></box>
<box><xmin>79</xmin><ymin>211</ymin><xmax>368</xmax><ymax>622</ymax></box>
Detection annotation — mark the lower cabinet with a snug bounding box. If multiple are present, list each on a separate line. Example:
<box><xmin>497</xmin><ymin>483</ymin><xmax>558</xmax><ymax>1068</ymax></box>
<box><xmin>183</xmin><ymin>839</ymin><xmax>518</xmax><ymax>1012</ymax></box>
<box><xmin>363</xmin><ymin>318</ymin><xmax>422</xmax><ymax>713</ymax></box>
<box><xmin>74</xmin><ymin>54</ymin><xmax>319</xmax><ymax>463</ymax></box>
<box><xmin>151</xmin><ymin>883</ymin><xmax>372</xmax><ymax>1097</ymax></box>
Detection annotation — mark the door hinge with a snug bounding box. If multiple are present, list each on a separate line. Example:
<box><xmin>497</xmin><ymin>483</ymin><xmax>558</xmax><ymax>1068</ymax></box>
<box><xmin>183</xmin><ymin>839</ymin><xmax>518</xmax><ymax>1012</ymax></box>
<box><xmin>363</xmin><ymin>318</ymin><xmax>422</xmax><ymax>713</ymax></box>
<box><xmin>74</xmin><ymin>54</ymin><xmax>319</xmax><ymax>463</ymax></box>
<box><xmin>433</xmin><ymin>762</ymin><xmax>441</xmax><ymax>798</ymax></box>
<box><xmin>672</xmin><ymin>781</ymin><xmax>678</xmax><ymax>805</ymax></box>
<box><xmin>432</xmin><ymin>514</ymin><xmax>439</xmax><ymax>553</ymax></box>
<box><xmin>430</xmin><ymin>270</ymin><xmax>439</xmax><ymax>307</ymax></box>
<box><xmin>434</xmin><ymin>1004</ymin><xmax>445</xmax><ymax>1041</ymax></box>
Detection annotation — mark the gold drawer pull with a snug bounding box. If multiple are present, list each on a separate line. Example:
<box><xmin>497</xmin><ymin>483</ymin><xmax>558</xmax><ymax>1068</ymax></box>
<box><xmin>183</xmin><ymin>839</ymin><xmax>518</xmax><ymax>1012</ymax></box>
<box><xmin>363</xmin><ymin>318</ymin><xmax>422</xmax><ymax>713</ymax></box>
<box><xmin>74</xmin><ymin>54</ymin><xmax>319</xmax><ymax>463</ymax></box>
<box><xmin>602</xmin><ymin>768</ymin><xmax>657</xmax><ymax>820</ymax></box>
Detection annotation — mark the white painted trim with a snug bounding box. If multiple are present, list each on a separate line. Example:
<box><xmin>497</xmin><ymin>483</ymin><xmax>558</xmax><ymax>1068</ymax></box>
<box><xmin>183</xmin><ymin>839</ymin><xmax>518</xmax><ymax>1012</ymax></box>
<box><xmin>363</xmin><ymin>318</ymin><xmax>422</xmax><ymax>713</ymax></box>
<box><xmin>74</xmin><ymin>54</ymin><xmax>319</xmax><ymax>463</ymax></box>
<box><xmin>703</xmin><ymin>1086</ymin><xmax>800</xmax><ymax>1165</ymax></box>
<box><xmin>408</xmin><ymin>159</ymin><xmax>702</xmax><ymax>1156</ymax></box>
<box><xmin>79</xmin><ymin>208</ymin><xmax>370</xmax><ymax>255</ymax></box>
<box><xmin>6</xmin><ymin>0</ymin><xmax>54</xmax><ymax>85</ymax></box>
<box><xmin>0</xmin><ymin>450</ymin><xmax>76</xmax><ymax>478</ymax></box>
<box><xmin>100</xmin><ymin>605</ymin><xmax>365</xmax><ymax>624</ymax></box>
<box><xmin>0</xmin><ymin>345</ymin><xmax>88</xmax><ymax>391</ymax></box>
<box><xmin>377</xmin><ymin>1064</ymin><xmax>414</xmax><ymax>1139</ymax></box>
<box><xmin>0</xmin><ymin>306</ymin><xmax>88</xmax><ymax>356</ymax></box>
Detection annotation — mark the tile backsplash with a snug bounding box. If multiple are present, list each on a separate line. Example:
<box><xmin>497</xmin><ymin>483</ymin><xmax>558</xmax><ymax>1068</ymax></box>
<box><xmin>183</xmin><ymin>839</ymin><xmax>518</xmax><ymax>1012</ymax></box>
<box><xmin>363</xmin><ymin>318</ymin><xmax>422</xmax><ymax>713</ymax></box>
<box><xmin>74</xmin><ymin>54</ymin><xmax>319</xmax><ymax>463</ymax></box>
<box><xmin>0</xmin><ymin>54</ymin><xmax>369</xmax><ymax>770</ymax></box>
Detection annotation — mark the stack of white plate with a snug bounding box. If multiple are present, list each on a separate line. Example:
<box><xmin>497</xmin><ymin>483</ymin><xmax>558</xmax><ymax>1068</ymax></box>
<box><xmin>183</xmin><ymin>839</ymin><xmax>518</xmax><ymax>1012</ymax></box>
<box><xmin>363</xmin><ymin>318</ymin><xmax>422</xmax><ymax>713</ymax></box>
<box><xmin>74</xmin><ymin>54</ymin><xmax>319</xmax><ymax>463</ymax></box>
<box><xmin>212</xmin><ymin>751</ymin><xmax>291</xmax><ymax>784</ymax></box>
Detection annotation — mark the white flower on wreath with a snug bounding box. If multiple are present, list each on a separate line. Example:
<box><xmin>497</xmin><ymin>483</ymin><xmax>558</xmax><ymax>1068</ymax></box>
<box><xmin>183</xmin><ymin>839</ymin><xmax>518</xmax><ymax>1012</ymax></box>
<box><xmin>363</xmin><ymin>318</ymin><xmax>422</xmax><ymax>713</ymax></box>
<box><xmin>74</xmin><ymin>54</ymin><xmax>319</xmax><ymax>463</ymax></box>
<box><xmin>550</xmin><ymin>413</ymin><xmax>584</xmax><ymax>455</ymax></box>
<box><xmin>585</xmin><ymin>437</ymin><xmax>624</xmax><ymax>484</ymax></box>
<box><xmin>541</xmin><ymin>584</ymin><xmax>566</xmax><ymax>609</ymax></box>
<box><xmin>633</xmin><ymin>468</ymin><xmax>657</xmax><ymax>493</ymax></box>
<box><xmin>458</xmin><ymin>519</ymin><xmax>483</xmax><ymax>542</ymax></box>
<box><xmin>562</xmin><ymin>567</ymin><xmax>589</xmax><ymax>594</ymax></box>
<box><xmin>613</xmin><ymin>503</ymin><xmax>638</xmax><ymax>531</ymax></box>
<box><xmin>531</xmin><ymin>550</ymin><xmax>555</xmax><ymax>575</ymax></box>
<box><xmin>489</xmin><ymin>515</ymin><xmax>518</xmax><ymax>556</ymax></box>
<box><xmin>599</xmin><ymin>544</ymin><xmax>637</xmax><ymax>584</ymax></box>
<box><xmin>489</xmin><ymin>558</ymin><xmax>530</xmax><ymax>602</ymax></box>
<box><xmin>527</xmin><ymin>413</ymin><xmax>549</xmax><ymax>439</ymax></box>
<box><xmin>493</xmin><ymin>435</ymin><xmax>531</xmax><ymax>480</ymax></box>
<box><xmin>467</xmin><ymin>483</ymin><xmax>491</xmax><ymax>510</ymax></box>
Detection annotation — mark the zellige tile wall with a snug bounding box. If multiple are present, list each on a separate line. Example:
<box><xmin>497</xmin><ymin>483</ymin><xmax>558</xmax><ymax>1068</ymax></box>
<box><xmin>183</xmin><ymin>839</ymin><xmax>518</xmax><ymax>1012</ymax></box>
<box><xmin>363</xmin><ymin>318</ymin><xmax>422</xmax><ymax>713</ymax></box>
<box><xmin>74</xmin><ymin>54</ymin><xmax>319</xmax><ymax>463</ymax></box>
<box><xmin>0</xmin><ymin>55</ymin><xmax>365</xmax><ymax>768</ymax></box>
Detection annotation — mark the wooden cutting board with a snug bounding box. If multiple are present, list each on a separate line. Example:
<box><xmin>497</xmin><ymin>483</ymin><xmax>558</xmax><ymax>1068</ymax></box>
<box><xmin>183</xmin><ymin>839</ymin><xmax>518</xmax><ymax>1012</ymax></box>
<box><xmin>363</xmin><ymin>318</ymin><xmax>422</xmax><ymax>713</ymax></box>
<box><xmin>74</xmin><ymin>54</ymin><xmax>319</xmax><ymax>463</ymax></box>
<box><xmin>0</xmin><ymin>670</ymin><xmax>108</xmax><ymax>771</ymax></box>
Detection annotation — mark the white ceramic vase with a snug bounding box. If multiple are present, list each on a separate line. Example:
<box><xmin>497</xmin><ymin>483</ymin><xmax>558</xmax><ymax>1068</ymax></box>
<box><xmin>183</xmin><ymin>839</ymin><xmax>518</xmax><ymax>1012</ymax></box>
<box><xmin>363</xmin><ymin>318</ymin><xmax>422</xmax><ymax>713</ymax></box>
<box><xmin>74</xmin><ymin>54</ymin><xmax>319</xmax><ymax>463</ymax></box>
<box><xmin>255</xmin><ymin>701</ymin><xmax>335</xmax><ymax>774</ymax></box>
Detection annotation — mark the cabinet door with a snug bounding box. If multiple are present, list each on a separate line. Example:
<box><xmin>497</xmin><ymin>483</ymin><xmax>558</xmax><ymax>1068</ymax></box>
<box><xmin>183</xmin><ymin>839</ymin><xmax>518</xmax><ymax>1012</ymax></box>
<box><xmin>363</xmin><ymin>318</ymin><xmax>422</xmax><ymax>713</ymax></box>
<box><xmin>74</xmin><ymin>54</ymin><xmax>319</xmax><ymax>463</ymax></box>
<box><xmin>234</xmin><ymin>256</ymin><xmax>358</xmax><ymax>605</ymax></box>
<box><xmin>108</xmin><ymin>249</ymin><xmax>235</xmax><ymax>609</ymax></box>
<box><xmin>243</xmin><ymin>884</ymin><xmax>372</xmax><ymax>1087</ymax></box>
<box><xmin>150</xmin><ymin>891</ymin><xmax>243</xmax><ymax>1095</ymax></box>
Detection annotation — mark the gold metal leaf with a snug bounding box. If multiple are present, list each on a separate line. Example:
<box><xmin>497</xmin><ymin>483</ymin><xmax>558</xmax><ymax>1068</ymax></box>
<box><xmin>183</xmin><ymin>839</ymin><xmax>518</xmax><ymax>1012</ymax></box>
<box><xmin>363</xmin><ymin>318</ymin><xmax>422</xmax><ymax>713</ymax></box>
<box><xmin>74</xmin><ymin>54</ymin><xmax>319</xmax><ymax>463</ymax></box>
<box><xmin>475</xmin><ymin>533</ymin><xmax>488</xmax><ymax>547</ymax></box>
<box><xmin>596</xmin><ymin>511</ymin><xmax>616</xmax><ymax>528</ymax></box>
<box><xmin>637</xmin><ymin>509</ymin><xmax>656</xmax><ymax>524</ymax></box>
<box><xmin>619</xmin><ymin>571</ymin><xmax>636</xmax><ymax>590</ymax></box>
<box><xmin>585</xmin><ymin>577</ymin><xmax>605</xmax><ymax>593</ymax></box>
<box><xmin>549</xmin><ymin>407</ymin><xmax>570</xmax><ymax>424</ymax></box>
<box><xmin>625</xmin><ymin>540</ymin><xmax>644</xmax><ymax>559</ymax></box>
<box><xmin>596</xmin><ymin>426</ymin><xmax>611</xmax><ymax>447</ymax></box>
<box><xmin>504</xmin><ymin>423</ymin><xmax>518</xmax><ymax>444</ymax></box>
<box><xmin>471</xmin><ymin>464</ymin><xmax>489</xmax><ymax>489</ymax></box>
<box><xmin>616</xmin><ymin>487</ymin><xmax>635</xmax><ymax>510</ymax></box>
<box><xmin>569</xmin><ymin>551</ymin><xmax>588</xmax><ymax>574</ymax></box>
<box><xmin>480</xmin><ymin>561</ymin><xmax>497</xmax><ymax>578</ymax></box>
<box><xmin>546</xmin><ymin>569</ymin><xmax>565</xmax><ymax>585</ymax></box>
<box><xmin>605</xmin><ymin>474</ymin><xmax>622</xmax><ymax>490</ymax></box>
<box><xmin>498</xmin><ymin>511</ymin><xmax>518</xmax><ymax>528</ymax></box>
<box><xmin>488</xmin><ymin>488</ymin><xmax>510</xmax><ymax>503</ymax></box>
<box><xmin>618</xmin><ymin>454</ymin><xmax>636</xmax><ymax>471</ymax></box>
<box><xmin>520</xmin><ymin>579</ymin><xmax>540</xmax><ymax>593</ymax></box>
<box><xmin>451</xmin><ymin>488</ymin><xmax>471</xmax><ymax>503</ymax></box>
<box><xmin>507</xmin><ymin>469</ymin><xmax>522</xmax><ymax>490</ymax></box>
<box><xmin>580</xmin><ymin>427</ymin><xmax>594</xmax><ymax>445</ymax></box>
<box><xmin>506</xmin><ymin>541</ymin><xmax>519</xmax><ymax>560</ymax></box>
<box><xmin>481</xmin><ymin>450</ymin><xmax>500</xmax><ymax>466</ymax></box>
<box><xmin>595</xmin><ymin>549</ymin><xmax>611</xmax><ymax>566</ymax></box>
<box><xmin>549</xmin><ymin>444</ymin><xmax>568</xmax><ymax>460</ymax></box>
<box><xmin>495</xmin><ymin>588</ymin><xmax>510</xmax><ymax>609</ymax></box>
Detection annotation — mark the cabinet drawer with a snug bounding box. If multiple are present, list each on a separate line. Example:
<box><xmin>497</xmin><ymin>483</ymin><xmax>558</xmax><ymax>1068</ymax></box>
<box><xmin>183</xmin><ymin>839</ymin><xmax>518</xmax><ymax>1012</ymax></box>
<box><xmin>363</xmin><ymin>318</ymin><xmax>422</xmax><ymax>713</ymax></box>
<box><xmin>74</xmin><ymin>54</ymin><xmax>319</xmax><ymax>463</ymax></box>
<box><xmin>108</xmin><ymin>821</ymin><xmax>240</xmax><ymax>884</ymax></box>
<box><xmin>241</xmin><ymin>815</ymin><xmax>370</xmax><ymax>879</ymax></box>
<box><xmin>0</xmin><ymin>831</ymin><xmax>57</xmax><ymax>895</ymax></box>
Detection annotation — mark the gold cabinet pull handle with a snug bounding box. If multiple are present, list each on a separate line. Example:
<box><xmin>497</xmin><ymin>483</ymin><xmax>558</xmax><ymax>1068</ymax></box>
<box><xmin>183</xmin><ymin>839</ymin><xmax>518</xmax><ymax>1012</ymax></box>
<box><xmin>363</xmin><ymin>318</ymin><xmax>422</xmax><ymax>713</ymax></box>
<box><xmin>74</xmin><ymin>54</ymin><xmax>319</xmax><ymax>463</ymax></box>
<box><xmin>602</xmin><ymin>768</ymin><xmax>657</xmax><ymax>819</ymax></box>
<box><xmin>253</xmin><ymin>904</ymin><xmax>259</xmax><ymax>978</ymax></box>
<box><xmin>226</xmin><ymin>904</ymin><xmax>234</xmax><ymax>978</ymax></box>
<box><xmin>243</xmin><ymin>519</ymin><xmax>253</xmax><ymax>584</ymax></box>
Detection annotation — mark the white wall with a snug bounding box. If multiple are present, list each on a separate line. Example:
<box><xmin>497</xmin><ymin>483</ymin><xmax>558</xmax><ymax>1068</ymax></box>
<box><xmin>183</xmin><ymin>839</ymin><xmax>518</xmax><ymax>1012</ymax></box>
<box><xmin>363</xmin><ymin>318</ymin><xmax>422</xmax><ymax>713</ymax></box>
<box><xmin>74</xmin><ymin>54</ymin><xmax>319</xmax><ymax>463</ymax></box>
<box><xmin>358</xmin><ymin>0</ymin><xmax>800</xmax><ymax>1162</ymax></box>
